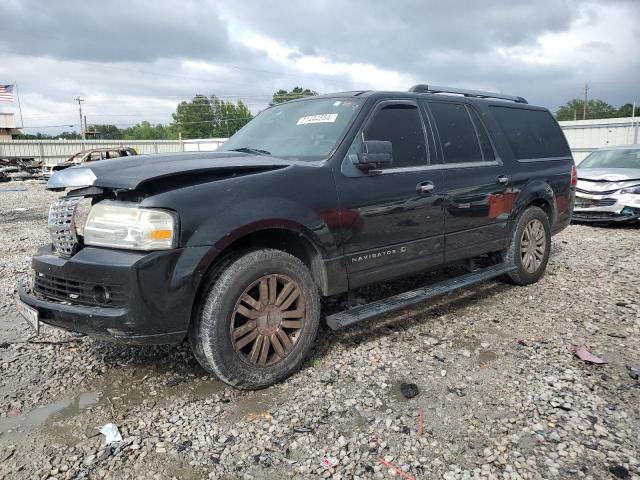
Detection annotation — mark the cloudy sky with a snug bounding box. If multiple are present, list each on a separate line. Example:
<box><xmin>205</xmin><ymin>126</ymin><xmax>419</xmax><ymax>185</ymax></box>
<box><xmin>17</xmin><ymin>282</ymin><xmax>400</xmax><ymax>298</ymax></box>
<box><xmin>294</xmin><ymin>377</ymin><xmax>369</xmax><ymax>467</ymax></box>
<box><xmin>1</xmin><ymin>0</ymin><xmax>638</xmax><ymax>135</ymax></box>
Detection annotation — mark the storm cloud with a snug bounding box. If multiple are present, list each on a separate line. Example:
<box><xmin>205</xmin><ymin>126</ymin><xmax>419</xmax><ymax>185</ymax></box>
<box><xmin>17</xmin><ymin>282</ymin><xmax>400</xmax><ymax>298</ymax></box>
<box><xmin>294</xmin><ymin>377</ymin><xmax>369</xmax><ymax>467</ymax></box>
<box><xmin>0</xmin><ymin>0</ymin><xmax>638</xmax><ymax>134</ymax></box>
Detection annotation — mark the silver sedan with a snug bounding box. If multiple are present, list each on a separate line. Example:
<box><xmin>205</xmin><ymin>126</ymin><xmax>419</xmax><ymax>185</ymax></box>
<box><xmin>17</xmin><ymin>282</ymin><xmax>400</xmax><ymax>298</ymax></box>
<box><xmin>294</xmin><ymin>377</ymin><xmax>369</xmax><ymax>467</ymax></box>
<box><xmin>573</xmin><ymin>145</ymin><xmax>640</xmax><ymax>223</ymax></box>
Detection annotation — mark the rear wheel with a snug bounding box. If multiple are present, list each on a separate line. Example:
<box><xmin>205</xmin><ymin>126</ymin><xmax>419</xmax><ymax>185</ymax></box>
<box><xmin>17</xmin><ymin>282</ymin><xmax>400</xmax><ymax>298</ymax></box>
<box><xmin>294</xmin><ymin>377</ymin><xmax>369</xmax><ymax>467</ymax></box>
<box><xmin>189</xmin><ymin>249</ymin><xmax>320</xmax><ymax>389</ymax></box>
<box><xmin>504</xmin><ymin>206</ymin><xmax>551</xmax><ymax>285</ymax></box>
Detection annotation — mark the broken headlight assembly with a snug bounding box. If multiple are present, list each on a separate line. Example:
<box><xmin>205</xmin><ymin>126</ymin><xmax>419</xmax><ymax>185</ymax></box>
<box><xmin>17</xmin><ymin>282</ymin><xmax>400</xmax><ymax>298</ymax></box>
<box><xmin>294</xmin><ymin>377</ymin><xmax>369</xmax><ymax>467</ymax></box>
<box><xmin>619</xmin><ymin>185</ymin><xmax>640</xmax><ymax>195</ymax></box>
<box><xmin>82</xmin><ymin>200</ymin><xmax>178</xmax><ymax>250</ymax></box>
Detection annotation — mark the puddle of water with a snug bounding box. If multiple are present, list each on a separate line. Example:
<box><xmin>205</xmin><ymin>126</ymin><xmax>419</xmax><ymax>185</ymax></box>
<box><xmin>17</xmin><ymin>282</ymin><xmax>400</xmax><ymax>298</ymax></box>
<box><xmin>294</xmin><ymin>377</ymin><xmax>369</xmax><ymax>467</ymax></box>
<box><xmin>478</xmin><ymin>350</ymin><xmax>497</xmax><ymax>365</ymax></box>
<box><xmin>0</xmin><ymin>391</ymin><xmax>101</xmax><ymax>435</ymax></box>
<box><xmin>190</xmin><ymin>379</ymin><xmax>226</xmax><ymax>399</ymax></box>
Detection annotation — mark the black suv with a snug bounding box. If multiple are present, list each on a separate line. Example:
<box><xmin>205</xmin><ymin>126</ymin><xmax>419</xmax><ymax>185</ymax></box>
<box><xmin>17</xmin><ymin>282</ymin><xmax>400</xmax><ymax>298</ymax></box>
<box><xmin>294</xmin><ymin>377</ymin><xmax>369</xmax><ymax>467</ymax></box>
<box><xmin>17</xmin><ymin>85</ymin><xmax>576</xmax><ymax>389</ymax></box>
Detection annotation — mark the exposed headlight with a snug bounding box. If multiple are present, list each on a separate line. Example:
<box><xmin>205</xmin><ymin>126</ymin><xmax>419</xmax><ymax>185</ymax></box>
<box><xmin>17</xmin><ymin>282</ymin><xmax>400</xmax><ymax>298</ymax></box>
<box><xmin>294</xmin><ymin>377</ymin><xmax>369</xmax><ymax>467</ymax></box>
<box><xmin>83</xmin><ymin>200</ymin><xmax>178</xmax><ymax>250</ymax></box>
<box><xmin>74</xmin><ymin>197</ymin><xmax>93</xmax><ymax>237</ymax></box>
<box><xmin>620</xmin><ymin>185</ymin><xmax>640</xmax><ymax>195</ymax></box>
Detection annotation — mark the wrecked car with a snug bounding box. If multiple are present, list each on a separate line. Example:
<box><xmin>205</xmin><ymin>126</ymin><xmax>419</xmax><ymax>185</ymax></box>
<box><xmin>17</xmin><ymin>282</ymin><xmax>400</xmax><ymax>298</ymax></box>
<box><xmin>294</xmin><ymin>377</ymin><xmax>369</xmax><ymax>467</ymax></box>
<box><xmin>573</xmin><ymin>145</ymin><xmax>640</xmax><ymax>223</ymax></box>
<box><xmin>16</xmin><ymin>85</ymin><xmax>575</xmax><ymax>389</ymax></box>
<box><xmin>0</xmin><ymin>156</ymin><xmax>43</xmax><ymax>181</ymax></box>
<box><xmin>42</xmin><ymin>147</ymin><xmax>137</xmax><ymax>178</ymax></box>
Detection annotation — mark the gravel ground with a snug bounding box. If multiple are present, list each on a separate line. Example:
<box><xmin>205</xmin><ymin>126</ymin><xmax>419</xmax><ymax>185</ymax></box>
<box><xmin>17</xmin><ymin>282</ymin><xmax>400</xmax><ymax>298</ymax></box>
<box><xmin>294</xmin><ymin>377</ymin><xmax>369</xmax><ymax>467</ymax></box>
<box><xmin>0</xmin><ymin>181</ymin><xmax>639</xmax><ymax>480</ymax></box>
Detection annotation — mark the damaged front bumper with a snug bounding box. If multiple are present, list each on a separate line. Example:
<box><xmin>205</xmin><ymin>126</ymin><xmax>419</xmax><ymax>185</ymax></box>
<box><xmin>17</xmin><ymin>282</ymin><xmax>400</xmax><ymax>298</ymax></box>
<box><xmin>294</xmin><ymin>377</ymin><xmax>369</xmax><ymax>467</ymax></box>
<box><xmin>17</xmin><ymin>244</ymin><xmax>212</xmax><ymax>345</ymax></box>
<box><xmin>572</xmin><ymin>194</ymin><xmax>640</xmax><ymax>223</ymax></box>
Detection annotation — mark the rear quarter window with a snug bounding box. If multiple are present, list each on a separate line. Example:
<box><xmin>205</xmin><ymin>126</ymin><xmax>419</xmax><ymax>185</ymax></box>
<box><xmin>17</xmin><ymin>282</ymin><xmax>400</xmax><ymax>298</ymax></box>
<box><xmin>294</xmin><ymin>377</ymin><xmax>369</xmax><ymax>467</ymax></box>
<box><xmin>490</xmin><ymin>106</ymin><xmax>571</xmax><ymax>160</ymax></box>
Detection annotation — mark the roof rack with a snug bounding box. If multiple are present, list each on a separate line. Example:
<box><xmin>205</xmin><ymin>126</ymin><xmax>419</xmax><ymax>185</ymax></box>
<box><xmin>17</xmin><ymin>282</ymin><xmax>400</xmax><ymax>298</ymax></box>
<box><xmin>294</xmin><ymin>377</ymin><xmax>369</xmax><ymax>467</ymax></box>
<box><xmin>408</xmin><ymin>84</ymin><xmax>527</xmax><ymax>104</ymax></box>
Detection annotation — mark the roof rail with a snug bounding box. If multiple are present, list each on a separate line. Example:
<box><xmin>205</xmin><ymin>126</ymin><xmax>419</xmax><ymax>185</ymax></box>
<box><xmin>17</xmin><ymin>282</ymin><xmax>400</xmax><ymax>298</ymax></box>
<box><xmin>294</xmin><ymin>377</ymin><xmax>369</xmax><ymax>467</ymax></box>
<box><xmin>408</xmin><ymin>84</ymin><xmax>527</xmax><ymax>104</ymax></box>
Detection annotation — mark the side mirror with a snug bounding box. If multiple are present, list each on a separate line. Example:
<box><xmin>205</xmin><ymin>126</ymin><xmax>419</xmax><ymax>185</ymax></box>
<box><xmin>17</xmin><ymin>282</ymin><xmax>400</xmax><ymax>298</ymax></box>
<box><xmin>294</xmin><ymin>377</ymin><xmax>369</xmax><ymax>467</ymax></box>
<box><xmin>355</xmin><ymin>140</ymin><xmax>393</xmax><ymax>171</ymax></box>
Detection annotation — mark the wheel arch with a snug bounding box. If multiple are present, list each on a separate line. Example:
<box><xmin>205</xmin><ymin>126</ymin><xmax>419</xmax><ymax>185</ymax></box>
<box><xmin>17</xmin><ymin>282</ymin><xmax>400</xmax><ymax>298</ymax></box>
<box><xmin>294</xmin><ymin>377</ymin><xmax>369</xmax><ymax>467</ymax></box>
<box><xmin>514</xmin><ymin>180</ymin><xmax>557</xmax><ymax>226</ymax></box>
<box><xmin>194</xmin><ymin>224</ymin><xmax>331</xmax><ymax>308</ymax></box>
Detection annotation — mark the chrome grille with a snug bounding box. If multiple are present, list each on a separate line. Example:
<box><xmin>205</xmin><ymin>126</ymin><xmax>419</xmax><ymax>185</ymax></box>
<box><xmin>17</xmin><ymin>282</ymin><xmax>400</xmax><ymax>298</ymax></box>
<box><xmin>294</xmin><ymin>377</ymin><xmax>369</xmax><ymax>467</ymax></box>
<box><xmin>575</xmin><ymin>197</ymin><xmax>616</xmax><ymax>207</ymax></box>
<box><xmin>48</xmin><ymin>197</ymin><xmax>81</xmax><ymax>258</ymax></box>
<box><xmin>576</xmin><ymin>187</ymin><xmax>620</xmax><ymax>196</ymax></box>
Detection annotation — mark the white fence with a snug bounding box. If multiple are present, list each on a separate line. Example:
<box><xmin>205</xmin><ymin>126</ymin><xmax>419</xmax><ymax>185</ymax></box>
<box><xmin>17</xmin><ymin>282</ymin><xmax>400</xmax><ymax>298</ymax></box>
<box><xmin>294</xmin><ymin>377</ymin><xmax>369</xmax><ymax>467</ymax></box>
<box><xmin>0</xmin><ymin>138</ymin><xmax>228</xmax><ymax>164</ymax></box>
<box><xmin>3</xmin><ymin>117</ymin><xmax>640</xmax><ymax>165</ymax></box>
<box><xmin>558</xmin><ymin>117</ymin><xmax>640</xmax><ymax>163</ymax></box>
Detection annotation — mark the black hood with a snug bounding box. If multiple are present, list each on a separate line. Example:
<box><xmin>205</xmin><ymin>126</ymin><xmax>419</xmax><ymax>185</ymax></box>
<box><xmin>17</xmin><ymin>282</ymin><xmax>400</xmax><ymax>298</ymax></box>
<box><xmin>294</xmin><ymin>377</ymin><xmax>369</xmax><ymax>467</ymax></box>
<box><xmin>47</xmin><ymin>151</ymin><xmax>294</xmax><ymax>190</ymax></box>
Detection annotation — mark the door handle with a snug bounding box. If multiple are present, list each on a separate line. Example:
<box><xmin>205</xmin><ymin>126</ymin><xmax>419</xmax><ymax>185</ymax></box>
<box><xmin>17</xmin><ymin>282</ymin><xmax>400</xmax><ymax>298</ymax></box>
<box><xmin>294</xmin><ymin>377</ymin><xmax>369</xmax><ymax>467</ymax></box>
<box><xmin>417</xmin><ymin>181</ymin><xmax>435</xmax><ymax>195</ymax></box>
<box><xmin>496</xmin><ymin>175</ymin><xmax>509</xmax><ymax>186</ymax></box>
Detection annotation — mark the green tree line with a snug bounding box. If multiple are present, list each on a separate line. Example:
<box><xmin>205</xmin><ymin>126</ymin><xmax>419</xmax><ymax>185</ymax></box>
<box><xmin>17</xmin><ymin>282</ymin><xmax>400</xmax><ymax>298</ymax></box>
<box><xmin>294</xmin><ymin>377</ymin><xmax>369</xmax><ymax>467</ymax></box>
<box><xmin>555</xmin><ymin>99</ymin><xmax>635</xmax><ymax>121</ymax></box>
<box><xmin>26</xmin><ymin>88</ymin><xmax>637</xmax><ymax>140</ymax></box>
<box><xmin>16</xmin><ymin>87</ymin><xmax>317</xmax><ymax>140</ymax></box>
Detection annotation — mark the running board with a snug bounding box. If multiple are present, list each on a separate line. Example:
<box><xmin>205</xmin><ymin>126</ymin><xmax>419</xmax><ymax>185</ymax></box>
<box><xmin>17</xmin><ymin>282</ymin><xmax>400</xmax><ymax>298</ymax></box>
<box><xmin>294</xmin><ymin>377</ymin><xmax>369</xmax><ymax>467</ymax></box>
<box><xmin>326</xmin><ymin>263</ymin><xmax>516</xmax><ymax>330</ymax></box>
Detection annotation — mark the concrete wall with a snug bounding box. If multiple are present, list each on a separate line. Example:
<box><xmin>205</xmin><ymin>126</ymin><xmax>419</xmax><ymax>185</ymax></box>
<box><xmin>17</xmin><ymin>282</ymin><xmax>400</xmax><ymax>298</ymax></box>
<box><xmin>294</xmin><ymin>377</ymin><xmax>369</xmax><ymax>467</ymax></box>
<box><xmin>558</xmin><ymin>117</ymin><xmax>640</xmax><ymax>163</ymax></box>
<box><xmin>0</xmin><ymin>138</ymin><xmax>228</xmax><ymax>164</ymax></box>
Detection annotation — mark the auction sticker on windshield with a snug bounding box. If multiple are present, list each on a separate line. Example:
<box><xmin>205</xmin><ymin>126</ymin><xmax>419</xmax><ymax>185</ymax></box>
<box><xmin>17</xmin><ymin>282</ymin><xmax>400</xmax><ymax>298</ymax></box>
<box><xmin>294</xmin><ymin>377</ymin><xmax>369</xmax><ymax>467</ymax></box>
<box><xmin>297</xmin><ymin>114</ymin><xmax>338</xmax><ymax>125</ymax></box>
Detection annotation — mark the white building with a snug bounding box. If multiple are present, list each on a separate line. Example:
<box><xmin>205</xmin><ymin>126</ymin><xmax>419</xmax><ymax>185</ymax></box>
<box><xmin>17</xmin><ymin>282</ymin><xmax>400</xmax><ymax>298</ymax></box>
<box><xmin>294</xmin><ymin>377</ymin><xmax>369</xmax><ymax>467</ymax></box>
<box><xmin>558</xmin><ymin>116</ymin><xmax>640</xmax><ymax>163</ymax></box>
<box><xmin>0</xmin><ymin>113</ymin><xmax>22</xmax><ymax>141</ymax></box>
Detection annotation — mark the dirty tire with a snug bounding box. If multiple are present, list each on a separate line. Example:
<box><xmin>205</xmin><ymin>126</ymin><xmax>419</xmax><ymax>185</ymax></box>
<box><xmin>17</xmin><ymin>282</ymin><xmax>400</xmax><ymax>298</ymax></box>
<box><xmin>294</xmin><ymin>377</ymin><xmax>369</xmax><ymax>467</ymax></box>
<box><xmin>189</xmin><ymin>249</ymin><xmax>320</xmax><ymax>390</ymax></box>
<box><xmin>504</xmin><ymin>206</ymin><xmax>551</xmax><ymax>285</ymax></box>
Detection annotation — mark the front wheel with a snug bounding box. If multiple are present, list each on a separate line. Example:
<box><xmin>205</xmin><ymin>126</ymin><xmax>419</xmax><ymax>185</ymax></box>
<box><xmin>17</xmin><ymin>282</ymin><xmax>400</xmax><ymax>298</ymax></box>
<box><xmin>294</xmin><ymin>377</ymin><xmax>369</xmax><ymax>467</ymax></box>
<box><xmin>189</xmin><ymin>249</ymin><xmax>321</xmax><ymax>389</ymax></box>
<box><xmin>504</xmin><ymin>206</ymin><xmax>551</xmax><ymax>285</ymax></box>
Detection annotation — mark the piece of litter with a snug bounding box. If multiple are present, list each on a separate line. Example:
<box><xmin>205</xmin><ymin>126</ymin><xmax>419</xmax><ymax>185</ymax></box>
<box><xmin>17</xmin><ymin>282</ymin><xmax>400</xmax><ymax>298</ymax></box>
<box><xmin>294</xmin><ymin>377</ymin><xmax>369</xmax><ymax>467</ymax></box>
<box><xmin>0</xmin><ymin>448</ymin><xmax>15</xmax><ymax>463</ymax></box>
<box><xmin>418</xmin><ymin>409</ymin><xmax>424</xmax><ymax>436</ymax></box>
<box><xmin>378</xmin><ymin>457</ymin><xmax>416</xmax><ymax>480</ymax></box>
<box><xmin>99</xmin><ymin>423</ymin><xmax>123</xmax><ymax>445</ymax></box>
<box><xmin>293</xmin><ymin>426</ymin><xmax>312</xmax><ymax>433</ymax></box>
<box><xmin>321</xmin><ymin>457</ymin><xmax>338</xmax><ymax>468</ymax></box>
<box><xmin>246</xmin><ymin>412</ymin><xmax>273</xmax><ymax>422</ymax></box>
<box><xmin>400</xmin><ymin>383</ymin><xmax>419</xmax><ymax>399</ymax></box>
<box><xmin>567</xmin><ymin>345</ymin><xmax>606</xmax><ymax>365</ymax></box>
<box><xmin>516</xmin><ymin>337</ymin><xmax>544</xmax><ymax>346</ymax></box>
<box><xmin>13</xmin><ymin>208</ymin><xmax>27</xmax><ymax>212</ymax></box>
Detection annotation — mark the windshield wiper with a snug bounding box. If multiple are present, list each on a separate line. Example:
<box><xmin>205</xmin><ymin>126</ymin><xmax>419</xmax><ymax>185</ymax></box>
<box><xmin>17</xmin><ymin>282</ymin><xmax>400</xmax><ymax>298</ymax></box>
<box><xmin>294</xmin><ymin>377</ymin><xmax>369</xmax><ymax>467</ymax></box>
<box><xmin>228</xmin><ymin>147</ymin><xmax>271</xmax><ymax>156</ymax></box>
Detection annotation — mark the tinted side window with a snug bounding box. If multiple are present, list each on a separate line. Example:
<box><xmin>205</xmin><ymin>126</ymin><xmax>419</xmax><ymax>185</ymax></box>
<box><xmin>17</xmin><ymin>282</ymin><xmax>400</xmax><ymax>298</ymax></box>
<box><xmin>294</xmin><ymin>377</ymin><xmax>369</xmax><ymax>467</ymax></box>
<box><xmin>468</xmin><ymin>108</ymin><xmax>495</xmax><ymax>161</ymax></box>
<box><xmin>490</xmin><ymin>106</ymin><xmax>571</xmax><ymax>160</ymax></box>
<box><xmin>429</xmin><ymin>102</ymin><xmax>482</xmax><ymax>163</ymax></box>
<box><xmin>364</xmin><ymin>104</ymin><xmax>427</xmax><ymax>168</ymax></box>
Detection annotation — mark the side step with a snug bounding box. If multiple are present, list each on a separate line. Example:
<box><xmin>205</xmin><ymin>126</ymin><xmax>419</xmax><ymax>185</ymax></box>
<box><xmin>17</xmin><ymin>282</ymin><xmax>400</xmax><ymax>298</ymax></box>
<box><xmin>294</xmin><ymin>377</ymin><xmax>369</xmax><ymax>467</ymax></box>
<box><xmin>326</xmin><ymin>263</ymin><xmax>516</xmax><ymax>330</ymax></box>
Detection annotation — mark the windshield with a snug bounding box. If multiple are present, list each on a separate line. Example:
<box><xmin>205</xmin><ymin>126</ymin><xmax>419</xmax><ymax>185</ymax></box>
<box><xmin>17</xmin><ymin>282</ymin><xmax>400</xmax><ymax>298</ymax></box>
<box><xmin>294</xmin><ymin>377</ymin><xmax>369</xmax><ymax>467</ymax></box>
<box><xmin>220</xmin><ymin>97</ymin><xmax>363</xmax><ymax>161</ymax></box>
<box><xmin>67</xmin><ymin>152</ymin><xmax>85</xmax><ymax>163</ymax></box>
<box><xmin>580</xmin><ymin>148</ymin><xmax>640</xmax><ymax>169</ymax></box>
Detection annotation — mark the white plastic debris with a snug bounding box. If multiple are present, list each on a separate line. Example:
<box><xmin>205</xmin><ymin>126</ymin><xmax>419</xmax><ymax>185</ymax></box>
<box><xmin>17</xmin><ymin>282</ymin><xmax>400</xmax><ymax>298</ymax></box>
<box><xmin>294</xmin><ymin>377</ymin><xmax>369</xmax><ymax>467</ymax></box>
<box><xmin>99</xmin><ymin>423</ymin><xmax>123</xmax><ymax>445</ymax></box>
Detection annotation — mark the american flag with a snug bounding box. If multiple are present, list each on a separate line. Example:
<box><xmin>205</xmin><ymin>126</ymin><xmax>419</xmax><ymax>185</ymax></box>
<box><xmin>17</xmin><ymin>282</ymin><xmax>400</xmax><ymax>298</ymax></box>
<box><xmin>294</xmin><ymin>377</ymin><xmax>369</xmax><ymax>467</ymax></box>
<box><xmin>0</xmin><ymin>84</ymin><xmax>14</xmax><ymax>103</ymax></box>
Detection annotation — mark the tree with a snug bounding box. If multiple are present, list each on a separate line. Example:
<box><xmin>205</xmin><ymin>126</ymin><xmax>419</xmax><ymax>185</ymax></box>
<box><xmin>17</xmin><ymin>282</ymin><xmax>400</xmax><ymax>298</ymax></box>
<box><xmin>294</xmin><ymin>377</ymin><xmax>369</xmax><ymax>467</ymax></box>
<box><xmin>271</xmin><ymin>87</ymin><xmax>318</xmax><ymax>105</ymax></box>
<box><xmin>56</xmin><ymin>131</ymin><xmax>83</xmax><ymax>140</ymax></box>
<box><xmin>617</xmin><ymin>103</ymin><xmax>635</xmax><ymax>118</ymax></box>
<box><xmin>556</xmin><ymin>98</ymin><xmax>619</xmax><ymax>121</ymax></box>
<box><xmin>211</xmin><ymin>98</ymin><xmax>253</xmax><ymax>137</ymax></box>
<box><xmin>86</xmin><ymin>124</ymin><xmax>122</xmax><ymax>140</ymax></box>
<box><xmin>171</xmin><ymin>95</ymin><xmax>253</xmax><ymax>139</ymax></box>
<box><xmin>122</xmin><ymin>121</ymin><xmax>177</xmax><ymax>140</ymax></box>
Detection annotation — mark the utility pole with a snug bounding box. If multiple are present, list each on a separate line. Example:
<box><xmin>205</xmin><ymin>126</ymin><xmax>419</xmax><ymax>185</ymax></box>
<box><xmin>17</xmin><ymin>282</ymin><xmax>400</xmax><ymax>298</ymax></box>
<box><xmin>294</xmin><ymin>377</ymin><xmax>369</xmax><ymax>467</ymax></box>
<box><xmin>74</xmin><ymin>97</ymin><xmax>85</xmax><ymax>139</ymax></box>
<box><xmin>633</xmin><ymin>101</ymin><xmax>638</xmax><ymax>144</ymax></box>
<box><xmin>582</xmin><ymin>83</ymin><xmax>589</xmax><ymax>120</ymax></box>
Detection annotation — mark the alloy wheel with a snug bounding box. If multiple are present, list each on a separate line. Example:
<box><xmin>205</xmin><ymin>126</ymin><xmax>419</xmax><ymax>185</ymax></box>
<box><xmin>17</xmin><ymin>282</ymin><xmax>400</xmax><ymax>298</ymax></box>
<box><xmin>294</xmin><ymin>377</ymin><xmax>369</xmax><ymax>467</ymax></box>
<box><xmin>520</xmin><ymin>219</ymin><xmax>546</xmax><ymax>273</ymax></box>
<box><xmin>230</xmin><ymin>274</ymin><xmax>305</xmax><ymax>367</ymax></box>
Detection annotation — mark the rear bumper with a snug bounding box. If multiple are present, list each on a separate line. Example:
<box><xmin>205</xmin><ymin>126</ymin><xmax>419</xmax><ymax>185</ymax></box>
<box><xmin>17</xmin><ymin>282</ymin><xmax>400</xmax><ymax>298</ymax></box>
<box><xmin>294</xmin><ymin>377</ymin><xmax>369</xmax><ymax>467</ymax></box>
<box><xmin>18</xmin><ymin>244</ymin><xmax>213</xmax><ymax>345</ymax></box>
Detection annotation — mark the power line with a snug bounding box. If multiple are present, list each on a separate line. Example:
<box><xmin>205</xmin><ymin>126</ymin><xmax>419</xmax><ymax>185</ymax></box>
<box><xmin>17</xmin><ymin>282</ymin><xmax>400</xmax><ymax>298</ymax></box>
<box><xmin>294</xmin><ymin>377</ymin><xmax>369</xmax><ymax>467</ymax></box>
<box><xmin>20</xmin><ymin>116</ymin><xmax>256</xmax><ymax>129</ymax></box>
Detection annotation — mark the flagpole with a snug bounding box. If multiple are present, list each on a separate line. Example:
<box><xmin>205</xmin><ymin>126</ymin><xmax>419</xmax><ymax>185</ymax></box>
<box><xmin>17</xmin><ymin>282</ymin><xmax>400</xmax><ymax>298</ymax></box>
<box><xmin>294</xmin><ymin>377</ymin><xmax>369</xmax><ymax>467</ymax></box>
<box><xmin>14</xmin><ymin>82</ymin><xmax>24</xmax><ymax>128</ymax></box>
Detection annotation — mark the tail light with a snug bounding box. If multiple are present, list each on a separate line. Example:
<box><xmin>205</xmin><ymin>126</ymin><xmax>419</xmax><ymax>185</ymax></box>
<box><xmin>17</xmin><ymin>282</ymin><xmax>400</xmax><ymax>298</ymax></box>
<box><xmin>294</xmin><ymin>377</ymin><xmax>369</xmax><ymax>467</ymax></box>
<box><xmin>571</xmin><ymin>165</ymin><xmax>578</xmax><ymax>187</ymax></box>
